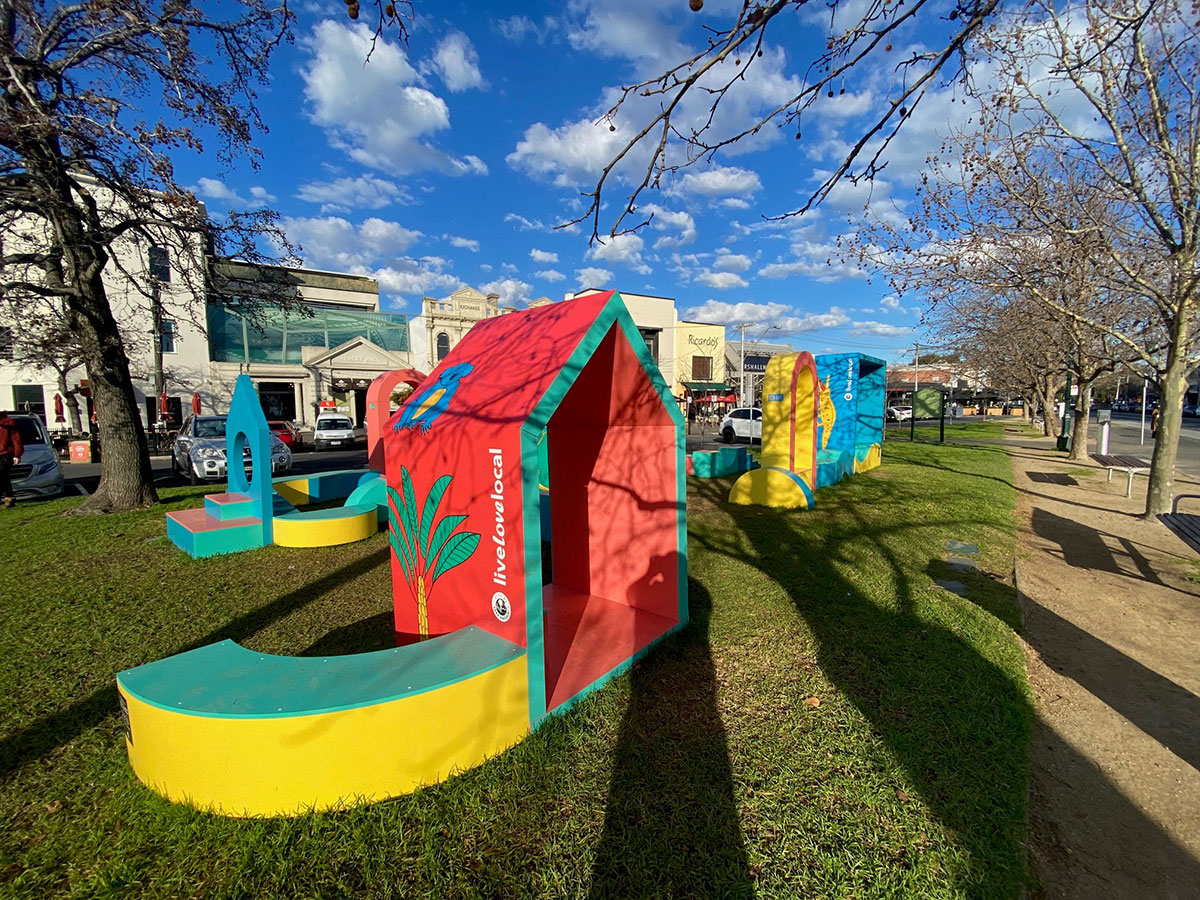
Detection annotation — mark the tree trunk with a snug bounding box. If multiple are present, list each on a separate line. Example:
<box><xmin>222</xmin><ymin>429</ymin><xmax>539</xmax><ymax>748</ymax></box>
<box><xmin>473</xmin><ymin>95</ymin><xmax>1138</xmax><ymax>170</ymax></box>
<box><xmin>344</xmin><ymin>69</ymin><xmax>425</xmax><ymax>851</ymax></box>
<box><xmin>52</xmin><ymin>226</ymin><xmax>157</xmax><ymax>512</ymax></box>
<box><xmin>55</xmin><ymin>371</ymin><xmax>83</xmax><ymax>434</ymax></box>
<box><xmin>1145</xmin><ymin>355</ymin><xmax>1190</xmax><ymax>518</ymax></box>
<box><xmin>1068</xmin><ymin>381</ymin><xmax>1092</xmax><ymax>461</ymax></box>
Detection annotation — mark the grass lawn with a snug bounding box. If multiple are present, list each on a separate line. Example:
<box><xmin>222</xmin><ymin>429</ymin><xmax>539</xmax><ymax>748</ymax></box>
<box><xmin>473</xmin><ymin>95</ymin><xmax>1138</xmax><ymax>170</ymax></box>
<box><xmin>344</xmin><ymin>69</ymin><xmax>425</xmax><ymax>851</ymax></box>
<box><xmin>1</xmin><ymin>426</ymin><xmax>1030</xmax><ymax>899</ymax></box>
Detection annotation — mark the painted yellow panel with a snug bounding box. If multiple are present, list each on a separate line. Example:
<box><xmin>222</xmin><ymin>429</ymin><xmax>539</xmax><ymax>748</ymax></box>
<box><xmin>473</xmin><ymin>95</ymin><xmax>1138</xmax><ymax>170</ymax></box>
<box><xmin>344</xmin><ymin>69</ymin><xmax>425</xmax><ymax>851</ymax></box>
<box><xmin>121</xmin><ymin>656</ymin><xmax>529</xmax><ymax>817</ymax></box>
<box><xmin>728</xmin><ymin>467</ymin><xmax>813</xmax><ymax>509</ymax></box>
<box><xmin>854</xmin><ymin>444</ymin><xmax>882</xmax><ymax>473</ymax></box>
<box><xmin>274</xmin><ymin>478</ymin><xmax>311</xmax><ymax>506</ymax></box>
<box><xmin>273</xmin><ymin>508</ymin><xmax>377</xmax><ymax>548</ymax></box>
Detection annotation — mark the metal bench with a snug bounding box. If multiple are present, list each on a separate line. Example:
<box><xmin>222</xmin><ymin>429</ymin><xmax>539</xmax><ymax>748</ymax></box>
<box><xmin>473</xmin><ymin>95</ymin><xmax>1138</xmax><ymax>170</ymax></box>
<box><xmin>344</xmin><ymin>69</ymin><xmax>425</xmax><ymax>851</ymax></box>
<box><xmin>1159</xmin><ymin>494</ymin><xmax>1200</xmax><ymax>555</ymax></box>
<box><xmin>1091</xmin><ymin>454</ymin><xmax>1151</xmax><ymax>498</ymax></box>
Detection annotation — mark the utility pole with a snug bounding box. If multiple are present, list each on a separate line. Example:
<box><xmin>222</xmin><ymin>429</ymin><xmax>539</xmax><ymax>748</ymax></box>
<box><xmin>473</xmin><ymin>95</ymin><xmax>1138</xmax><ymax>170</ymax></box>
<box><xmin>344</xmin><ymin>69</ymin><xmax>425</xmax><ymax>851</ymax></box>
<box><xmin>148</xmin><ymin>246</ymin><xmax>170</xmax><ymax>429</ymax></box>
<box><xmin>914</xmin><ymin>342</ymin><xmax>920</xmax><ymax>396</ymax></box>
<box><xmin>737</xmin><ymin>322</ymin><xmax>750</xmax><ymax>407</ymax></box>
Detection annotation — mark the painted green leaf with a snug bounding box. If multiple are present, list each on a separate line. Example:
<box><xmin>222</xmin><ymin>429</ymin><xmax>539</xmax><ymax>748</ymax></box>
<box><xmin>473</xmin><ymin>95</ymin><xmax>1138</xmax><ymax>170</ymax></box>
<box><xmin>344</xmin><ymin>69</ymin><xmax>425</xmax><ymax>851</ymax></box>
<box><xmin>425</xmin><ymin>514</ymin><xmax>466</xmax><ymax>564</ymax></box>
<box><xmin>388</xmin><ymin>529</ymin><xmax>412</xmax><ymax>580</ymax></box>
<box><xmin>387</xmin><ymin>485</ymin><xmax>415</xmax><ymax>574</ymax></box>
<box><xmin>430</xmin><ymin>532</ymin><xmax>481</xmax><ymax>584</ymax></box>
<box><xmin>419</xmin><ymin>475</ymin><xmax>453</xmax><ymax>558</ymax></box>
<box><xmin>400</xmin><ymin>466</ymin><xmax>419</xmax><ymax>550</ymax></box>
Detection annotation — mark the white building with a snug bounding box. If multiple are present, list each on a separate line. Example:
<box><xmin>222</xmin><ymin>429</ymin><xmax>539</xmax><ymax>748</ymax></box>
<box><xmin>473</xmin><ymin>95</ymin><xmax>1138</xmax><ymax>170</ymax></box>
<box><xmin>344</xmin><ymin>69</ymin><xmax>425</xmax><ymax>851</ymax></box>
<box><xmin>0</xmin><ymin>255</ymin><xmax>411</xmax><ymax>431</ymax></box>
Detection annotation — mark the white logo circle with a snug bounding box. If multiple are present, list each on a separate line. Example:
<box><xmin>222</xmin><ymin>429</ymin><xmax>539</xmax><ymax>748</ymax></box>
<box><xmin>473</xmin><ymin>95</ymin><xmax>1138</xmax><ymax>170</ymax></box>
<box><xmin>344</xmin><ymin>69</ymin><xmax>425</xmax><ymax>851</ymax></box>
<box><xmin>844</xmin><ymin>392</ymin><xmax>854</xmax><ymax>402</ymax></box>
<box><xmin>491</xmin><ymin>592</ymin><xmax>511</xmax><ymax>622</ymax></box>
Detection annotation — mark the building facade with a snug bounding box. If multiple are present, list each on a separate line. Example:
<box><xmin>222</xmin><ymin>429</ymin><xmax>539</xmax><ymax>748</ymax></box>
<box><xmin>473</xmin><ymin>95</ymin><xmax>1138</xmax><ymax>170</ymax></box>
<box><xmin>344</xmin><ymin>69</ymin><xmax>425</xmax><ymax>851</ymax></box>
<box><xmin>726</xmin><ymin>338</ymin><xmax>796</xmax><ymax>406</ymax></box>
<box><xmin>0</xmin><ymin>255</ymin><xmax>410</xmax><ymax>432</ymax></box>
<box><xmin>569</xmin><ymin>288</ymin><xmax>681</xmax><ymax>390</ymax></box>
<box><xmin>408</xmin><ymin>287</ymin><xmax>516</xmax><ymax>373</ymax></box>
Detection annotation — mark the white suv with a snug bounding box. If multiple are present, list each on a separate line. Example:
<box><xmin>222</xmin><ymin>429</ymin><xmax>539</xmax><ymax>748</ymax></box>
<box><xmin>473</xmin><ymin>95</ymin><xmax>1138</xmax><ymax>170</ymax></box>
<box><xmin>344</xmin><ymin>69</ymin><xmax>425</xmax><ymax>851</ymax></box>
<box><xmin>313</xmin><ymin>415</ymin><xmax>357</xmax><ymax>451</ymax></box>
<box><xmin>720</xmin><ymin>407</ymin><xmax>762</xmax><ymax>444</ymax></box>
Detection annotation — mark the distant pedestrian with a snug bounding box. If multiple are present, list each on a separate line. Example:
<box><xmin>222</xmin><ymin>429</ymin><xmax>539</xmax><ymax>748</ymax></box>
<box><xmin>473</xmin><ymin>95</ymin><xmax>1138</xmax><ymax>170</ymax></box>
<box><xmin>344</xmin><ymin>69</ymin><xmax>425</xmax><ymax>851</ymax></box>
<box><xmin>0</xmin><ymin>410</ymin><xmax>24</xmax><ymax>509</ymax></box>
<box><xmin>1151</xmin><ymin>407</ymin><xmax>1161</xmax><ymax>439</ymax></box>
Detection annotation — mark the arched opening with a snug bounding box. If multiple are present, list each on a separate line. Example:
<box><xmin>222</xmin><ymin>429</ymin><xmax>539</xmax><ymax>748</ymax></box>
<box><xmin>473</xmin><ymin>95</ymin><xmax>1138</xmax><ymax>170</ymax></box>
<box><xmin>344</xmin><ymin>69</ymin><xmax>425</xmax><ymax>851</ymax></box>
<box><xmin>436</xmin><ymin>332</ymin><xmax>450</xmax><ymax>361</ymax></box>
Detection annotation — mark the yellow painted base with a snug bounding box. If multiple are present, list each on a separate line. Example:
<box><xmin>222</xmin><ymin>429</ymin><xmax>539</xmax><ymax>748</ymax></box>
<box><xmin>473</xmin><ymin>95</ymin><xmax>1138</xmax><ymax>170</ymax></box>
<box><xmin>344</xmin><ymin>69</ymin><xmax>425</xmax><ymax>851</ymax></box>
<box><xmin>728</xmin><ymin>466</ymin><xmax>814</xmax><ymax>509</ymax></box>
<box><xmin>274</xmin><ymin>477</ymin><xmax>311</xmax><ymax>506</ymax></box>
<box><xmin>272</xmin><ymin>507</ymin><xmax>378</xmax><ymax>548</ymax></box>
<box><xmin>120</xmin><ymin>656</ymin><xmax>530</xmax><ymax>817</ymax></box>
<box><xmin>854</xmin><ymin>444</ymin><xmax>882</xmax><ymax>473</ymax></box>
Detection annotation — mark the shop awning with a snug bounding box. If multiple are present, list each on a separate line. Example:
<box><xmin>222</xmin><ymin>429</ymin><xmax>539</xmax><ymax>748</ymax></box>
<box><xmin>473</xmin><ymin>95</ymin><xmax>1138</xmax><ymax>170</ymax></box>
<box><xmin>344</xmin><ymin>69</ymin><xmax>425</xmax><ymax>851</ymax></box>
<box><xmin>682</xmin><ymin>381</ymin><xmax>731</xmax><ymax>393</ymax></box>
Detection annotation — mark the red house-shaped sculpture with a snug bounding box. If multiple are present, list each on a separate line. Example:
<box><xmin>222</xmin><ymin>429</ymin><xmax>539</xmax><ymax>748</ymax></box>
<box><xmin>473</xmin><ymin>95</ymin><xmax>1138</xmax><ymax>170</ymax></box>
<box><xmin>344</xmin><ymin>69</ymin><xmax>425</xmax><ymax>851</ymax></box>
<box><xmin>384</xmin><ymin>291</ymin><xmax>687</xmax><ymax>726</ymax></box>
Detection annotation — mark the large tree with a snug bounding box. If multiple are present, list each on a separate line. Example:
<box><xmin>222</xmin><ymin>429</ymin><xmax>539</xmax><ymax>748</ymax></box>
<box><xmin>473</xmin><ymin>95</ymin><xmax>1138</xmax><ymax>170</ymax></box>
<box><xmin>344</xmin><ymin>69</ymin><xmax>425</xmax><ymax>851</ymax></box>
<box><xmin>865</xmin><ymin>0</ymin><xmax>1196</xmax><ymax>515</ymax></box>
<box><xmin>0</xmin><ymin>0</ymin><xmax>297</xmax><ymax>512</ymax></box>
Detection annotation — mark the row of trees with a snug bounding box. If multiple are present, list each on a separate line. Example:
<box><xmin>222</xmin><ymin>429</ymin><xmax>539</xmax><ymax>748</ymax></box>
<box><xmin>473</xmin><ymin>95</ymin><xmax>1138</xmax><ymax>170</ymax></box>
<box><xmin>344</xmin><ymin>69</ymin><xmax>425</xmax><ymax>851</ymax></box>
<box><xmin>860</xmin><ymin>0</ymin><xmax>1197</xmax><ymax>517</ymax></box>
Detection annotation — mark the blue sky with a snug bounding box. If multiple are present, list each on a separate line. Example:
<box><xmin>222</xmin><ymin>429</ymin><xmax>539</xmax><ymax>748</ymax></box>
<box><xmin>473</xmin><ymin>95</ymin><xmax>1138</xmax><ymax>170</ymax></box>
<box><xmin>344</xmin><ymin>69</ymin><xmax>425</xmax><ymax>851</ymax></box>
<box><xmin>176</xmin><ymin>0</ymin><xmax>970</xmax><ymax>362</ymax></box>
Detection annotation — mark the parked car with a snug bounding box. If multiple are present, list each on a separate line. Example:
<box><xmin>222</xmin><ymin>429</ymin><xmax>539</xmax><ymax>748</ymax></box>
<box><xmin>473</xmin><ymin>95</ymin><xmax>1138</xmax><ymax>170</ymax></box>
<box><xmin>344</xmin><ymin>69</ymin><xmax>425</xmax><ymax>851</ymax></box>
<box><xmin>313</xmin><ymin>414</ymin><xmax>358</xmax><ymax>451</ymax></box>
<box><xmin>7</xmin><ymin>415</ymin><xmax>65</xmax><ymax>499</ymax></box>
<box><xmin>887</xmin><ymin>405</ymin><xmax>913</xmax><ymax>422</ymax></box>
<box><xmin>267</xmin><ymin>420</ymin><xmax>296</xmax><ymax>448</ymax></box>
<box><xmin>720</xmin><ymin>407</ymin><xmax>762</xmax><ymax>444</ymax></box>
<box><xmin>171</xmin><ymin>415</ymin><xmax>292</xmax><ymax>485</ymax></box>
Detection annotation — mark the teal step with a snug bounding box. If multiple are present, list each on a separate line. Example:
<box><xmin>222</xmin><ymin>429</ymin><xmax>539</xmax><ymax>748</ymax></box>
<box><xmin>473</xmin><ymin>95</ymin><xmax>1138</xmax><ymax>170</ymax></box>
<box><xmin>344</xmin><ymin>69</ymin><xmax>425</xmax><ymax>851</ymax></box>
<box><xmin>166</xmin><ymin>508</ymin><xmax>268</xmax><ymax>559</ymax></box>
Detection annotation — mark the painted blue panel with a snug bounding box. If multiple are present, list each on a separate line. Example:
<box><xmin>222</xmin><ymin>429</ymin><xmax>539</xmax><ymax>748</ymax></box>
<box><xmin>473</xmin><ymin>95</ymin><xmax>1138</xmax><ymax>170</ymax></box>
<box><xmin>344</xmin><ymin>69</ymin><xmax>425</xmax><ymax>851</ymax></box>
<box><xmin>226</xmin><ymin>374</ymin><xmax>273</xmax><ymax>547</ymax></box>
<box><xmin>816</xmin><ymin>353</ymin><xmax>887</xmax><ymax>461</ymax></box>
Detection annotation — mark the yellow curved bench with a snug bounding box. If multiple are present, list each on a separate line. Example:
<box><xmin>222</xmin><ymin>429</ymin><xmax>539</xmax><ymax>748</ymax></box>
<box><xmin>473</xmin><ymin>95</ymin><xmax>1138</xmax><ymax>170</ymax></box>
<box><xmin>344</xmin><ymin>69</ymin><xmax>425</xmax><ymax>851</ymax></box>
<box><xmin>272</xmin><ymin>503</ymin><xmax>378</xmax><ymax>548</ymax></box>
<box><xmin>117</xmin><ymin>626</ymin><xmax>529</xmax><ymax>816</ymax></box>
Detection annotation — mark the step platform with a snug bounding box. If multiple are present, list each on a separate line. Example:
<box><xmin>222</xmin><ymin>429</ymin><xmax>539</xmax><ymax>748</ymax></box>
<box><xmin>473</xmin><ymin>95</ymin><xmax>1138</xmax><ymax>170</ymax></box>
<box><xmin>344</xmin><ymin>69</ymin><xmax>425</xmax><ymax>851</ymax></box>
<box><xmin>165</xmin><ymin>507</ymin><xmax>267</xmax><ymax>559</ymax></box>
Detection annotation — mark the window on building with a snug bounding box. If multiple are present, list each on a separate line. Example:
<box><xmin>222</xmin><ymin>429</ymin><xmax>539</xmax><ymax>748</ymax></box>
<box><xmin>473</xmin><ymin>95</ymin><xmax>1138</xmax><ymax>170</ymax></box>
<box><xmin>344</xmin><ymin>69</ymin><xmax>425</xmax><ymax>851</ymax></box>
<box><xmin>638</xmin><ymin>328</ymin><xmax>660</xmax><ymax>362</ymax></box>
<box><xmin>148</xmin><ymin>245</ymin><xmax>170</xmax><ymax>282</ymax></box>
<box><xmin>0</xmin><ymin>327</ymin><xmax>12</xmax><ymax>361</ymax></box>
<box><xmin>161</xmin><ymin>320</ymin><xmax>176</xmax><ymax>354</ymax></box>
<box><xmin>436</xmin><ymin>332</ymin><xmax>450</xmax><ymax>361</ymax></box>
<box><xmin>692</xmin><ymin>356</ymin><xmax>712</xmax><ymax>381</ymax></box>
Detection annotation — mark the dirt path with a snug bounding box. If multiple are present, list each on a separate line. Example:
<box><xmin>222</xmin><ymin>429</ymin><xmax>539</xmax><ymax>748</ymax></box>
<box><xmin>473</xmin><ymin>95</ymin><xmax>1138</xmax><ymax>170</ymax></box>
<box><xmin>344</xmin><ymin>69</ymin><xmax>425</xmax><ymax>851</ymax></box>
<box><xmin>995</xmin><ymin>435</ymin><xmax>1200</xmax><ymax>897</ymax></box>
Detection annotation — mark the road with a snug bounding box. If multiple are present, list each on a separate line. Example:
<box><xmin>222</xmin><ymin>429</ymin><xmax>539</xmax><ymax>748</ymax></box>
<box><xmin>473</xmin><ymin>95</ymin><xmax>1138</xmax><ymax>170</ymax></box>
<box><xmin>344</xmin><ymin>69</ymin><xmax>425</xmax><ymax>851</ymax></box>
<box><xmin>62</xmin><ymin>445</ymin><xmax>371</xmax><ymax>496</ymax></box>
<box><xmin>55</xmin><ymin>412</ymin><xmax>1200</xmax><ymax>495</ymax></box>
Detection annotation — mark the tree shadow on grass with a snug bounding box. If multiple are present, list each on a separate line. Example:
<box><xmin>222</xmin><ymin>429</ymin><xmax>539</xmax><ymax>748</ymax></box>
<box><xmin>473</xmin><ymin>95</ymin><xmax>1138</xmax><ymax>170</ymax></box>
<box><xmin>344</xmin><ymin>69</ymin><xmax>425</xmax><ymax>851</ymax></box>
<box><xmin>588</xmin><ymin>576</ymin><xmax>754</xmax><ymax>899</ymax></box>
<box><xmin>690</xmin><ymin>477</ymin><xmax>1032</xmax><ymax>897</ymax></box>
<box><xmin>0</xmin><ymin>547</ymin><xmax>389</xmax><ymax>777</ymax></box>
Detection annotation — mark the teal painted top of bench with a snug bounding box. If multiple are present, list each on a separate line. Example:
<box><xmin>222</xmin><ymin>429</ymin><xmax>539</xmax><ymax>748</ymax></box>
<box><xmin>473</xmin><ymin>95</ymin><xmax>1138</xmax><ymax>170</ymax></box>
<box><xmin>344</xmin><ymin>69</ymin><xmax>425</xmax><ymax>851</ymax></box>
<box><xmin>275</xmin><ymin>503</ymin><xmax>376</xmax><ymax>522</ymax></box>
<box><xmin>117</xmin><ymin>626</ymin><xmax>525</xmax><ymax>719</ymax></box>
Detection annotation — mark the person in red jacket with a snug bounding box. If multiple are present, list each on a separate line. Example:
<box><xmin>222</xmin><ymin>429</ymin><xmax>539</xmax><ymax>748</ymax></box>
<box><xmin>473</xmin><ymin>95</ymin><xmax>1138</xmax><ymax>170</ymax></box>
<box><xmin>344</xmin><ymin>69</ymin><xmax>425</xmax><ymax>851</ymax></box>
<box><xmin>0</xmin><ymin>411</ymin><xmax>24</xmax><ymax>508</ymax></box>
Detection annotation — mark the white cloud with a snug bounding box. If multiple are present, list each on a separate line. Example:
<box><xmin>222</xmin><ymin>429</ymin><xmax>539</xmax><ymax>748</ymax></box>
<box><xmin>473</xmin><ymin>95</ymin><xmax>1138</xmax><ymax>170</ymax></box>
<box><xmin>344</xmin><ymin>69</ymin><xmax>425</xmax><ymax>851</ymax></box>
<box><xmin>194</xmin><ymin>178</ymin><xmax>245</xmax><ymax>205</ymax></box>
<box><xmin>496</xmin><ymin>15</ymin><xmax>536</xmax><ymax>41</ymax></box>
<box><xmin>534</xmin><ymin>268</ymin><xmax>566</xmax><ymax>282</ymax></box>
<box><xmin>851</xmin><ymin>320</ymin><xmax>914</xmax><ymax>337</ymax></box>
<box><xmin>447</xmin><ymin>235</ymin><xmax>480</xmax><ymax>251</ymax></box>
<box><xmin>586</xmin><ymin>232</ymin><xmax>651</xmax><ymax>274</ymax></box>
<box><xmin>480</xmin><ymin>277</ymin><xmax>532</xmax><ymax>305</ymax></box>
<box><xmin>300</xmin><ymin>20</ymin><xmax>486</xmax><ymax>176</ymax></box>
<box><xmin>429</xmin><ymin>32</ymin><xmax>486</xmax><ymax>92</ymax></box>
<box><xmin>375</xmin><ymin>267</ymin><xmax>465</xmax><ymax>297</ymax></box>
<box><xmin>296</xmin><ymin>174</ymin><xmax>411</xmax><ymax>213</ymax></box>
<box><xmin>249</xmin><ymin>186</ymin><xmax>276</xmax><ymax>203</ymax></box>
<box><xmin>681</xmin><ymin>300</ymin><xmax>851</xmax><ymax>333</ymax></box>
<box><xmin>284</xmin><ymin>215</ymin><xmax>422</xmax><ymax>271</ymax></box>
<box><xmin>642</xmin><ymin>204</ymin><xmax>696</xmax><ymax>249</ymax></box>
<box><xmin>530</xmin><ymin>248</ymin><xmax>559</xmax><ymax>264</ymax></box>
<box><xmin>501</xmin><ymin>262</ymin><xmax>518</xmax><ymax>273</ymax></box>
<box><xmin>714</xmin><ymin>252</ymin><xmax>752</xmax><ymax>272</ymax></box>
<box><xmin>880</xmin><ymin>294</ymin><xmax>901</xmax><ymax>309</ymax></box>
<box><xmin>576</xmin><ymin>266</ymin><xmax>613</xmax><ymax>288</ymax></box>
<box><xmin>674</xmin><ymin>165</ymin><xmax>762</xmax><ymax>199</ymax></box>
<box><xmin>696</xmin><ymin>271</ymin><xmax>748</xmax><ymax>290</ymax></box>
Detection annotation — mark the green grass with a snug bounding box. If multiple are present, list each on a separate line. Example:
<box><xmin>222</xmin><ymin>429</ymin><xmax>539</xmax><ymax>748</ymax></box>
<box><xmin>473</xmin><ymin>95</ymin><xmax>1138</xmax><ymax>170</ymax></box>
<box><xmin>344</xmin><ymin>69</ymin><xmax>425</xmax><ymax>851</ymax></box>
<box><xmin>0</xmin><ymin>428</ymin><xmax>1030</xmax><ymax>899</ymax></box>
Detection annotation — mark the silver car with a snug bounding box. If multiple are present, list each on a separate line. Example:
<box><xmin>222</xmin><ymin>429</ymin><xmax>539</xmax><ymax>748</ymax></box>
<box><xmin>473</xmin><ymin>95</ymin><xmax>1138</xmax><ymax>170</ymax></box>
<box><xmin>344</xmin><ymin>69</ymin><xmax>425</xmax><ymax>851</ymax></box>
<box><xmin>172</xmin><ymin>415</ymin><xmax>292</xmax><ymax>485</ymax></box>
<box><xmin>8</xmin><ymin>415</ymin><xmax>65</xmax><ymax>499</ymax></box>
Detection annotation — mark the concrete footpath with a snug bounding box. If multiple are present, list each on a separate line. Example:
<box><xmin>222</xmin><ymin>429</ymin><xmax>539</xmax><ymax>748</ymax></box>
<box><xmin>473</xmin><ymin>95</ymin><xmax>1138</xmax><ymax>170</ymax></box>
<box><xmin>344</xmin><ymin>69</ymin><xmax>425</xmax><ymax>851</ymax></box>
<box><xmin>993</xmin><ymin>435</ymin><xmax>1200</xmax><ymax>898</ymax></box>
